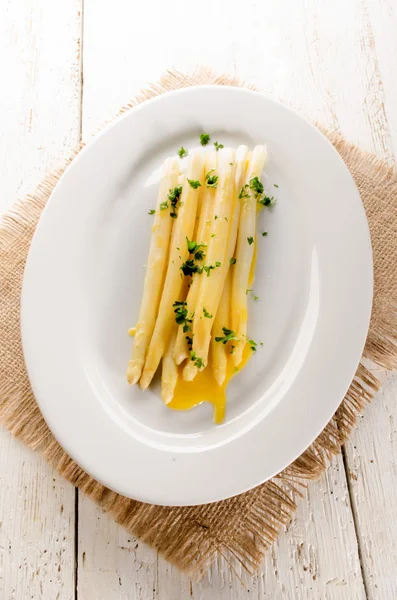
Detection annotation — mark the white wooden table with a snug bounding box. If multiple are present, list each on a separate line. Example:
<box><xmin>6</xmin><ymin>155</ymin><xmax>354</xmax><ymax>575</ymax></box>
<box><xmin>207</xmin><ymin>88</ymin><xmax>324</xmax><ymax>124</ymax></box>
<box><xmin>1</xmin><ymin>1</ymin><xmax>397</xmax><ymax>598</ymax></box>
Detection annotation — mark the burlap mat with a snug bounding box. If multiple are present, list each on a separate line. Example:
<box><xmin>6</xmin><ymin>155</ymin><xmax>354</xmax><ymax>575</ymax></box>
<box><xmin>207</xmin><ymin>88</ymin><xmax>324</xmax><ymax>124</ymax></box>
<box><xmin>1</xmin><ymin>69</ymin><xmax>397</xmax><ymax>580</ymax></box>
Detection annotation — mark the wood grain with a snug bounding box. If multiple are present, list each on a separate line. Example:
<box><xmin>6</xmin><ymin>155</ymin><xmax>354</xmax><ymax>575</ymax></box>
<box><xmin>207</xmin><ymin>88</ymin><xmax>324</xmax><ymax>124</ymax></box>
<box><xmin>1</xmin><ymin>0</ymin><xmax>397</xmax><ymax>596</ymax></box>
<box><xmin>78</xmin><ymin>0</ymin><xmax>368</xmax><ymax>597</ymax></box>
<box><xmin>0</xmin><ymin>0</ymin><xmax>82</xmax><ymax>598</ymax></box>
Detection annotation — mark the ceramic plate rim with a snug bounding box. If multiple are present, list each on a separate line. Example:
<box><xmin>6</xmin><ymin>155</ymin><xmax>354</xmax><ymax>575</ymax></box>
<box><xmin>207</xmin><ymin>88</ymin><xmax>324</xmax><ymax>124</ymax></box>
<box><xmin>21</xmin><ymin>86</ymin><xmax>373</xmax><ymax>505</ymax></box>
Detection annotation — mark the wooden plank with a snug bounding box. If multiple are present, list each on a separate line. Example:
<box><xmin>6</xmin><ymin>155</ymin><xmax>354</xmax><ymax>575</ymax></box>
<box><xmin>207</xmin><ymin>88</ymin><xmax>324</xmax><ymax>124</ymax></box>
<box><xmin>77</xmin><ymin>495</ymin><xmax>157</xmax><ymax>600</ymax></box>
<box><xmin>344</xmin><ymin>373</ymin><xmax>397</xmax><ymax>599</ymax></box>
<box><xmin>79</xmin><ymin>0</ymin><xmax>368</xmax><ymax>597</ymax></box>
<box><xmin>365</xmin><ymin>0</ymin><xmax>397</xmax><ymax>161</ymax></box>
<box><xmin>77</xmin><ymin>459</ymin><xmax>365</xmax><ymax>600</ymax></box>
<box><xmin>0</xmin><ymin>434</ymin><xmax>75</xmax><ymax>600</ymax></box>
<box><xmin>331</xmin><ymin>2</ymin><xmax>397</xmax><ymax>598</ymax></box>
<box><xmin>0</xmin><ymin>1</ymin><xmax>82</xmax><ymax>598</ymax></box>
<box><xmin>259</xmin><ymin>458</ymin><xmax>365</xmax><ymax>600</ymax></box>
<box><xmin>157</xmin><ymin>460</ymin><xmax>365</xmax><ymax>599</ymax></box>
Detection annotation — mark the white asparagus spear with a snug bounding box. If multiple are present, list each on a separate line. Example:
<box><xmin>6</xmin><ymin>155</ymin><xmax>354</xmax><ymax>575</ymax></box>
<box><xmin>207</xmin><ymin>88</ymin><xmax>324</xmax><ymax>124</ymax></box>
<box><xmin>183</xmin><ymin>148</ymin><xmax>236</xmax><ymax>381</ymax></box>
<box><xmin>211</xmin><ymin>271</ymin><xmax>231</xmax><ymax>386</ymax></box>
<box><xmin>161</xmin><ymin>325</ymin><xmax>179</xmax><ymax>404</ymax></box>
<box><xmin>140</xmin><ymin>151</ymin><xmax>204</xmax><ymax>389</ymax></box>
<box><xmin>126</xmin><ymin>158</ymin><xmax>180</xmax><ymax>384</ymax></box>
<box><xmin>173</xmin><ymin>151</ymin><xmax>218</xmax><ymax>365</ymax></box>
<box><xmin>211</xmin><ymin>145</ymin><xmax>249</xmax><ymax>384</ymax></box>
<box><xmin>231</xmin><ymin>145</ymin><xmax>267</xmax><ymax>366</ymax></box>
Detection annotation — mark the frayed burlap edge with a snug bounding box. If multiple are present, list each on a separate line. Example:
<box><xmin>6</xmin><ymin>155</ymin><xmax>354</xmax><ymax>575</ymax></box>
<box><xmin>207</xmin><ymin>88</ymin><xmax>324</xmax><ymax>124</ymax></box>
<box><xmin>0</xmin><ymin>67</ymin><xmax>396</xmax><ymax>580</ymax></box>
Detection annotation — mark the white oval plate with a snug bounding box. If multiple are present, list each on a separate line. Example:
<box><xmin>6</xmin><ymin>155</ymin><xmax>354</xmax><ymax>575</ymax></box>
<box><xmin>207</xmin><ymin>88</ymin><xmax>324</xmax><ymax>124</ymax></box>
<box><xmin>21</xmin><ymin>86</ymin><xmax>372</xmax><ymax>506</ymax></box>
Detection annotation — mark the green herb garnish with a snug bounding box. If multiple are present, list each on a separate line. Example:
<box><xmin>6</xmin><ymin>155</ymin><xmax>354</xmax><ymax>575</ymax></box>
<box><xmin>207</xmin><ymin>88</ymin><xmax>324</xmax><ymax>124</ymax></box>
<box><xmin>249</xmin><ymin>176</ymin><xmax>264</xmax><ymax>198</ymax></box>
<box><xmin>215</xmin><ymin>327</ymin><xmax>239</xmax><ymax>344</ymax></box>
<box><xmin>205</xmin><ymin>170</ymin><xmax>218</xmax><ymax>188</ymax></box>
<box><xmin>160</xmin><ymin>200</ymin><xmax>169</xmax><ymax>211</ymax></box>
<box><xmin>258</xmin><ymin>195</ymin><xmax>277</xmax><ymax>208</ymax></box>
<box><xmin>247</xmin><ymin>237</ymin><xmax>254</xmax><ymax>245</ymax></box>
<box><xmin>248</xmin><ymin>338</ymin><xmax>257</xmax><ymax>352</ymax></box>
<box><xmin>215</xmin><ymin>261</ymin><xmax>221</xmax><ymax>267</ymax></box>
<box><xmin>203</xmin><ymin>307</ymin><xmax>213</xmax><ymax>318</ymax></box>
<box><xmin>187</xmin><ymin>178</ymin><xmax>201</xmax><ymax>189</ymax></box>
<box><xmin>239</xmin><ymin>185</ymin><xmax>250</xmax><ymax>199</ymax></box>
<box><xmin>262</xmin><ymin>232</ymin><xmax>268</xmax><ymax>237</ymax></box>
<box><xmin>168</xmin><ymin>185</ymin><xmax>183</xmax><ymax>218</ymax></box>
<box><xmin>181</xmin><ymin>259</ymin><xmax>203</xmax><ymax>277</ymax></box>
<box><xmin>186</xmin><ymin>238</ymin><xmax>199</xmax><ymax>253</ymax></box>
<box><xmin>246</xmin><ymin>288</ymin><xmax>253</xmax><ymax>295</ymax></box>
<box><xmin>214</xmin><ymin>141</ymin><xmax>224</xmax><ymax>151</ymax></box>
<box><xmin>173</xmin><ymin>301</ymin><xmax>193</xmax><ymax>332</ymax></box>
<box><xmin>274</xmin><ymin>183</ymin><xmax>279</xmax><ymax>188</ymax></box>
<box><xmin>194</xmin><ymin>249</ymin><xmax>205</xmax><ymax>261</ymax></box>
<box><xmin>186</xmin><ymin>237</ymin><xmax>206</xmax><ymax>261</ymax></box>
<box><xmin>203</xmin><ymin>264</ymin><xmax>215</xmax><ymax>277</ymax></box>
<box><xmin>148</xmin><ymin>209</ymin><xmax>156</xmax><ymax>215</ymax></box>
<box><xmin>190</xmin><ymin>351</ymin><xmax>204</xmax><ymax>369</ymax></box>
<box><xmin>178</xmin><ymin>147</ymin><xmax>188</xmax><ymax>158</ymax></box>
<box><xmin>230</xmin><ymin>257</ymin><xmax>236</xmax><ymax>265</ymax></box>
<box><xmin>200</xmin><ymin>133</ymin><xmax>210</xmax><ymax>146</ymax></box>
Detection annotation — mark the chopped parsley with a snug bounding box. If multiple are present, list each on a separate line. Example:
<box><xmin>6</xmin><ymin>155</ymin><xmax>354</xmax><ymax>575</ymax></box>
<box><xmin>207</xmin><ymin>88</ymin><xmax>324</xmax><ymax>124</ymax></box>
<box><xmin>239</xmin><ymin>185</ymin><xmax>250</xmax><ymax>199</ymax></box>
<box><xmin>168</xmin><ymin>185</ymin><xmax>183</xmax><ymax>218</ymax></box>
<box><xmin>186</xmin><ymin>237</ymin><xmax>200</xmax><ymax>254</ymax></box>
<box><xmin>205</xmin><ymin>170</ymin><xmax>218</xmax><ymax>188</ymax></box>
<box><xmin>249</xmin><ymin>176</ymin><xmax>264</xmax><ymax>199</ymax></box>
<box><xmin>230</xmin><ymin>257</ymin><xmax>237</xmax><ymax>265</ymax></box>
<box><xmin>274</xmin><ymin>183</ymin><xmax>279</xmax><ymax>188</ymax></box>
<box><xmin>203</xmin><ymin>307</ymin><xmax>213</xmax><ymax>318</ymax></box>
<box><xmin>253</xmin><ymin>295</ymin><xmax>259</xmax><ymax>301</ymax></box>
<box><xmin>181</xmin><ymin>259</ymin><xmax>202</xmax><ymax>277</ymax></box>
<box><xmin>200</xmin><ymin>133</ymin><xmax>210</xmax><ymax>146</ymax></box>
<box><xmin>214</xmin><ymin>215</ymin><xmax>218</xmax><ymax>220</ymax></box>
<box><xmin>173</xmin><ymin>301</ymin><xmax>193</xmax><ymax>332</ymax></box>
<box><xmin>178</xmin><ymin>146</ymin><xmax>188</xmax><ymax>158</ymax></box>
<box><xmin>148</xmin><ymin>209</ymin><xmax>156</xmax><ymax>215</ymax></box>
<box><xmin>248</xmin><ymin>338</ymin><xmax>257</xmax><ymax>352</ymax></box>
<box><xmin>203</xmin><ymin>262</ymin><xmax>221</xmax><ymax>277</ymax></box>
<box><xmin>190</xmin><ymin>351</ymin><xmax>204</xmax><ymax>369</ymax></box>
<box><xmin>211</xmin><ymin>233</ymin><xmax>216</xmax><ymax>238</ymax></box>
<box><xmin>203</xmin><ymin>264</ymin><xmax>215</xmax><ymax>277</ymax></box>
<box><xmin>229</xmin><ymin>162</ymin><xmax>234</xmax><ymax>166</ymax></box>
<box><xmin>185</xmin><ymin>335</ymin><xmax>193</xmax><ymax>350</ymax></box>
<box><xmin>247</xmin><ymin>236</ymin><xmax>254</xmax><ymax>245</ymax></box>
<box><xmin>186</xmin><ymin>237</ymin><xmax>206</xmax><ymax>261</ymax></box>
<box><xmin>262</xmin><ymin>231</ymin><xmax>268</xmax><ymax>236</ymax></box>
<box><xmin>160</xmin><ymin>200</ymin><xmax>169</xmax><ymax>211</ymax></box>
<box><xmin>214</xmin><ymin>141</ymin><xmax>224</xmax><ymax>151</ymax></box>
<box><xmin>187</xmin><ymin>178</ymin><xmax>201</xmax><ymax>189</ymax></box>
<box><xmin>215</xmin><ymin>327</ymin><xmax>239</xmax><ymax>344</ymax></box>
<box><xmin>258</xmin><ymin>195</ymin><xmax>277</xmax><ymax>208</ymax></box>
<box><xmin>246</xmin><ymin>288</ymin><xmax>253</xmax><ymax>295</ymax></box>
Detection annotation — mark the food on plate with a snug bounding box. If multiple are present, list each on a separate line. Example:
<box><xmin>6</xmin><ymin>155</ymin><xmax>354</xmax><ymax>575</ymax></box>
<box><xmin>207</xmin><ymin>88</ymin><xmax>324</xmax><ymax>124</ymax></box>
<box><xmin>127</xmin><ymin>138</ymin><xmax>276</xmax><ymax>422</ymax></box>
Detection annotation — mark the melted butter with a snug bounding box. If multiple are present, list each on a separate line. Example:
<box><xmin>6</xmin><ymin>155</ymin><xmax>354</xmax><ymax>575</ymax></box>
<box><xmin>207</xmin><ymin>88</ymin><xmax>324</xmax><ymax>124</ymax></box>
<box><xmin>167</xmin><ymin>343</ymin><xmax>252</xmax><ymax>423</ymax></box>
